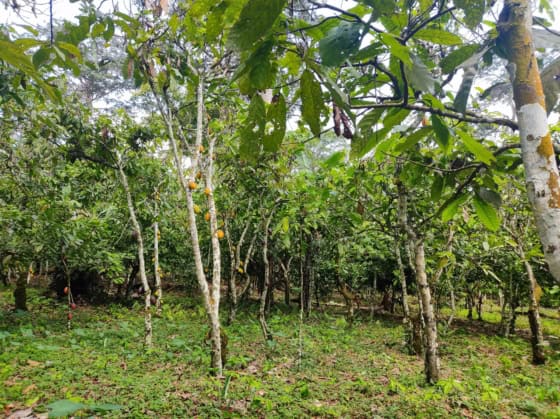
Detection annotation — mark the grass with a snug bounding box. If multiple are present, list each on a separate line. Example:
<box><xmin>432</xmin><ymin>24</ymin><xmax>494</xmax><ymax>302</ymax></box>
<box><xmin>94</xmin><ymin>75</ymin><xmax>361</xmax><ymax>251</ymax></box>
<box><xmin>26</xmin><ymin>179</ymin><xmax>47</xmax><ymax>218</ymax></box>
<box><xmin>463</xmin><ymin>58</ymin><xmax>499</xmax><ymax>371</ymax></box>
<box><xmin>1</xmin><ymin>287</ymin><xmax>559</xmax><ymax>418</ymax></box>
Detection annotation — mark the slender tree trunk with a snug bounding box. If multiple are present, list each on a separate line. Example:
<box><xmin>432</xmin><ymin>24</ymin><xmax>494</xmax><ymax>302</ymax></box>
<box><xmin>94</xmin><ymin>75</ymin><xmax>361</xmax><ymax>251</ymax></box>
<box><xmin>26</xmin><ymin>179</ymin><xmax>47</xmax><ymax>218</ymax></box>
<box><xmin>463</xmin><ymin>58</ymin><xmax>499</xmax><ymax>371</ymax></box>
<box><xmin>414</xmin><ymin>240</ymin><xmax>440</xmax><ymax>384</ymax></box>
<box><xmin>118</xmin><ymin>159</ymin><xmax>152</xmax><ymax>347</ymax></box>
<box><xmin>523</xmin><ymin>258</ymin><xmax>546</xmax><ymax>364</ymax></box>
<box><xmin>447</xmin><ymin>281</ymin><xmax>456</xmax><ymax>327</ymax></box>
<box><xmin>396</xmin><ymin>177</ymin><xmax>439</xmax><ymax>383</ymax></box>
<box><xmin>279</xmin><ymin>256</ymin><xmax>292</xmax><ymax>306</ymax></box>
<box><xmin>396</xmin><ymin>239</ymin><xmax>413</xmax><ymax>352</ymax></box>
<box><xmin>259</xmin><ymin>210</ymin><xmax>274</xmax><ymax>342</ymax></box>
<box><xmin>498</xmin><ymin>0</ymin><xmax>560</xmax><ymax>284</ymax></box>
<box><xmin>153</xmin><ymin>221</ymin><xmax>163</xmax><ymax>315</ymax></box>
<box><xmin>152</xmin><ymin>75</ymin><xmax>223</xmax><ymax>375</ymax></box>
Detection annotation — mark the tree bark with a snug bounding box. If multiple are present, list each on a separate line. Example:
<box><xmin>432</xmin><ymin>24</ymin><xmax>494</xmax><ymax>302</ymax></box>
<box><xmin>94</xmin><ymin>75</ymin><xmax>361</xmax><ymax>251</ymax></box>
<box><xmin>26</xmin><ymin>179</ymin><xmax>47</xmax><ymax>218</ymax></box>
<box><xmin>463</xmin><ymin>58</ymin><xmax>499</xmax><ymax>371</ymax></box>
<box><xmin>524</xmin><ymin>258</ymin><xmax>546</xmax><ymax>364</ymax></box>
<box><xmin>153</xmin><ymin>221</ymin><xmax>163</xmax><ymax>315</ymax></box>
<box><xmin>118</xmin><ymin>159</ymin><xmax>152</xmax><ymax>347</ymax></box>
<box><xmin>259</xmin><ymin>209</ymin><xmax>275</xmax><ymax>342</ymax></box>
<box><xmin>151</xmin><ymin>74</ymin><xmax>223</xmax><ymax>375</ymax></box>
<box><xmin>498</xmin><ymin>0</ymin><xmax>560</xmax><ymax>284</ymax></box>
<box><xmin>414</xmin><ymin>240</ymin><xmax>440</xmax><ymax>384</ymax></box>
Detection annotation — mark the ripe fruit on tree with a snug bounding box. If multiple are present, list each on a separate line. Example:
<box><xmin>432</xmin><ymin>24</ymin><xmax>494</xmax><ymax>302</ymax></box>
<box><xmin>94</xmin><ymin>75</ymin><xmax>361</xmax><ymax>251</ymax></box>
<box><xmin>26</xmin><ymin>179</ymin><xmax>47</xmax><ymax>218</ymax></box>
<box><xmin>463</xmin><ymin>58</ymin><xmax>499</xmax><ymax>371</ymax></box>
<box><xmin>188</xmin><ymin>181</ymin><xmax>197</xmax><ymax>190</ymax></box>
<box><xmin>198</xmin><ymin>145</ymin><xmax>205</xmax><ymax>153</ymax></box>
<box><xmin>67</xmin><ymin>312</ymin><xmax>73</xmax><ymax>320</ymax></box>
<box><xmin>216</xmin><ymin>229</ymin><xmax>225</xmax><ymax>239</ymax></box>
<box><xmin>204</xmin><ymin>187</ymin><xmax>211</xmax><ymax>196</ymax></box>
<box><xmin>204</xmin><ymin>212</ymin><xmax>211</xmax><ymax>221</ymax></box>
<box><xmin>63</xmin><ymin>287</ymin><xmax>69</xmax><ymax>295</ymax></box>
<box><xmin>70</xmin><ymin>303</ymin><xmax>77</xmax><ymax>309</ymax></box>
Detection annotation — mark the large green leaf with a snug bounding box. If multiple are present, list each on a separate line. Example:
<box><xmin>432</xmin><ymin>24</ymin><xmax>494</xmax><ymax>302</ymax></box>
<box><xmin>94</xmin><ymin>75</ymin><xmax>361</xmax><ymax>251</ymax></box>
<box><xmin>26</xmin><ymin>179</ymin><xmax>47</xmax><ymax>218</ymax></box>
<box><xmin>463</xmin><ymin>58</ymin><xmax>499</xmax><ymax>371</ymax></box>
<box><xmin>357</xmin><ymin>108</ymin><xmax>385</xmax><ymax>134</ymax></box>
<box><xmin>380</xmin><ymin>33</ymin><xmax>411</xmax><ymax>66</ymax></box>
<box><xmin>47</xmin><ymin>400</ymin><xmax>86</xmax><ymax>418</ymax></box>
<box><xmin>393</xmin><ymin>126</ymin><xmax>432</xmax><ymax>153</ymax></box>
<box><xmin>457</xmin><ymin>130</ymin><xmax>495</xmax><ymax>165</ymax></box>
<box><xmin>0</xmin><ymin>40</ymin><xmax>58</xmax><ymax>101</ymax></box>
<box><xmin>431</xmin><ymin>115</ymin><xmax>450</xmax><ymax>152</ymax></box>
<box><xmin>263</xmin><ymin>94</ymin><xmax>287</xmax><ymax>152</ymax></box>
<box><xmin>404</xmin><ymin>54</ymin><xmax>435</xmax><ymax>94</ymax></box>
<box><xmin>300</xmin><ymin>69</ymin><xmax>323</xmax><ymax>136</ymax></box>
<box><xmin>228</xmin><ymin>0</ymin><xmax>285</xmax><ymax>51</ymax></box>
<box><xmin>441</xmin><ymin>193</ymin><xmax>468</xmax><ymax>222</ymax></box>
<box><xmin>415</xmin><ymin>29</ymin><xmax>462</xmax><ymax>46</ymax></box>
<box><xmin>473</xmin><ymin>195</ymin><xmax>500</xmax><ymax>231</ymax></box>
<box><xmin>319</xmin><ymin>22</ymin><xmax>363</xmax><ymax>67</ymax></box>
<box><xmin>239</xmin><ymin>94</ymin><xmax>266</xmax><ymax>160</ymax></box>
<box><xmin>440</xmin><ymin>44</ymin><xmax>479</xmax><ymax>74</ymax></box>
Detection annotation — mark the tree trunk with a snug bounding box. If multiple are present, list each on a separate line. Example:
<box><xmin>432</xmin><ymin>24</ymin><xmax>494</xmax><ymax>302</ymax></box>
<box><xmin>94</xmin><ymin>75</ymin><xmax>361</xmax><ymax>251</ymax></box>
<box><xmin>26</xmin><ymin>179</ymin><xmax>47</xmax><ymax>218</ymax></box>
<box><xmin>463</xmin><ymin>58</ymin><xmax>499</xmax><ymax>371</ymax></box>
<box><xmin>498</xmin><ymin>0</ymin><xmax>560</xmax><ymax>284</ymax></box>
<box><xmin>14</xmin><ymin>270</ymin><xmax>27</xmax><ymax>311</ymax></box>
<box><xmin>118</xmin><ymin>159</ymin><xmax>152</xmax><ymax>347</ymax></box>
<box><xmin>302</xmin><ymin>232</ymin><xmax>313</xmax><ymax>318</ymax></box>
<box><xmin>523</xmin><ymin>259</ymin><xmax>546</xmax><ymax>364</ymax></box>
<box><xmin>414</xmin><ymin>240</ymin><xmax>440</xmax><ymax>384</ymax></box>
<box><xmin>279</xmin><ymin>256</ymin><xmax>292</xmax><ymax>306</ymax></box>
<box><xmin>447</xmin><ymin>280</ymin><xmax>456</xmax><ymax>328</ymax></box>
<box><xmin>396</xmin><ymin>241</ymin><xmax>413</xmax><ymax>352</ymax></box>
<box><xmin>154</xmin><ymin>75</ymin><xmax>223</xmax><ymax>375</ymax></box>
<box><xmin>153</xmin><ymin>221</ymin><xmax>163</xmax><ymax>316</ymax></box>
<box><xmin>259</xmin><ymin>210</ymin><xmax>274</xmax><ymax>342</ymax></box>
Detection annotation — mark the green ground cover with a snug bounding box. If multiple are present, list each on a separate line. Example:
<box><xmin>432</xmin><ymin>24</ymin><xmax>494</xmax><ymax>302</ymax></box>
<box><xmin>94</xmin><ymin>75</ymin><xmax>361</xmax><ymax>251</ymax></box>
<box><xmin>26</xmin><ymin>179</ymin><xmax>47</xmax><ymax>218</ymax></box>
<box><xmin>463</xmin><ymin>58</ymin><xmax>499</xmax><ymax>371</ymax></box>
<box><xmin>1</xmin><ymin>289</ymin><xmax>559</xmax><ymax>418</ymax></box>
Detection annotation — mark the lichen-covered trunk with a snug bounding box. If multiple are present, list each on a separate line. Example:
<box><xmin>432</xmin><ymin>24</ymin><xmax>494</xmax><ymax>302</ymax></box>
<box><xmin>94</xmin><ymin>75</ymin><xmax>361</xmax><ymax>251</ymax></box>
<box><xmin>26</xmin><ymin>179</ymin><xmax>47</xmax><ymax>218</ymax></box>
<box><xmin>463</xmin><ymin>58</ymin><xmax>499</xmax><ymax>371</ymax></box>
<box><xmin>498</xmin><ymin>0</ymin><xmax>560</xmax><ymax>284</ymax></box>
<box><xmin>118</xmin><ymin>161</ymin><xmax>152</xmax><ymax>347</ymax></box>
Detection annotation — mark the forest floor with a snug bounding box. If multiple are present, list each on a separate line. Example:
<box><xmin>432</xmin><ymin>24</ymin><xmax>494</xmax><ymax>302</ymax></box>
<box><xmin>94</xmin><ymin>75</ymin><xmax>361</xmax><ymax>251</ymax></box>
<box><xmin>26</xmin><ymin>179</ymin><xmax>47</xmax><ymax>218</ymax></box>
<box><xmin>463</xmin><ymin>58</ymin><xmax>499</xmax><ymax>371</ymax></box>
<box><xmin>0</xmin><ymin>288</ymin><xmax>559</xmax><ymax>418</ymax></box>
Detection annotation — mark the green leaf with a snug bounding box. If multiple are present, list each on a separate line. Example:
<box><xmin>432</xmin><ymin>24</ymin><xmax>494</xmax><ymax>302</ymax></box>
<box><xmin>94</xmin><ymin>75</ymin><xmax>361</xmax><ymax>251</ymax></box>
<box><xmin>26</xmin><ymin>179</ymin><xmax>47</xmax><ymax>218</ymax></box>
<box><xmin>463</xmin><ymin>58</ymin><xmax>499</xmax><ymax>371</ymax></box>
<box><xmin>358</xmin><ymin>108</ymin><xmax>385</xmax><ymax>134</ymax></box>
<box><xmin>441</xmin><ymin>193</ymin><xmax>467</xmax><ymax>222</ymax></box>
<box><xmin>228</xmin><ymin>0</ymin><xmax>285</xmax><ymax>51</ymax></box>
<box><xmin>456</xmin><ymin>130</ymin><xmax>495</xmax><ymax>165</ymax></box>
<box><xmin>415</xmin><ymin>29</ymin><xmax>463</xmax><ymax>46</ymax></box>
<box><xmin>263</xmin><ymin>94</ymin><xmax>287</xmax><ymax>152</ymax></box>
<box><xmin>478</xmin><ymin>187</ymin><xmax>502</xmax><ymax>208</ymax></box>
<box><xmin>319</xmin><ymin>21</ymin><xmax>363</xmax><ymax>67</ymax></box>
<box><xmin>455</xmin><ymin>0</ymin><xmax>486</xmax><ymax>29</ymax></box>
<box><xmin>473</xmin><ymin>195</ymin><xmax>500</xmax><ymax>231</ymax></box>
<box><xmin>239</xmin><ymin>94</ymin><xmax>266</xmax><ymax>161</ymax></box>
<box><xmin>32</xmin><ymin>47</ymin><xmax>51</xmax><ymax>69</ymax></box>
<box><xmin>431</xmin><ymin>115</ymin><xmax>450</xmax><ymax>152</ymax></box>
<box><xmin>323</xmin><ymin>151</ymin><xmax>346</xmax><ymax>168</ymax></box>
<box><xmin>281</xmin><ymin>216</ymin><xmax>289</xmax><ymax>233</ymax></box>
<box><xmin>359</xmin><ymin>0</ymin><xmax>395</xmax><ymax>21</ymax></box>
<box><xmin>393</xmin><ymin>126</ymin><xmax>432</xmax><ymax>153</ymax></box>
<box><xmin>440</xmin><ymin>44</ymin><xmax>479</xmax><ymax>74</ymax></box>
<box><xmin>404</xmin><ymin>54</ymin><xmax>435</xmax><ymax>94</ymax></box>
<box><xmin>56</xmin><ymin>41</ymin><xmax>82</xmax><ymax>60</ymax></box>
<box><xmin>47</xmin><ymin>400</ymin><xmax>86</xmax><ymax>418</ymax></box>
<box><xmin>300</xmin><ymin>69</ymin><xmax>323</xmax><ymax>136</ymax></box>
<box><xmin>431</xmin><ymin>175</ymin><xmax>444</xmax><ymax>202</ymax></box>
<box><xmin>380</xmin><ymin>33</ymin><xmax>411</xmax><ymax>67</ymax></box>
